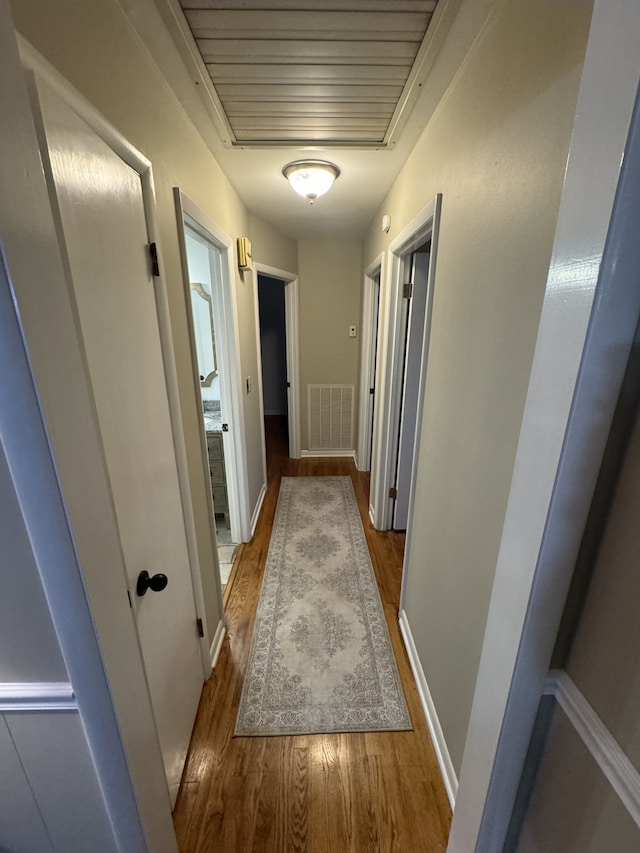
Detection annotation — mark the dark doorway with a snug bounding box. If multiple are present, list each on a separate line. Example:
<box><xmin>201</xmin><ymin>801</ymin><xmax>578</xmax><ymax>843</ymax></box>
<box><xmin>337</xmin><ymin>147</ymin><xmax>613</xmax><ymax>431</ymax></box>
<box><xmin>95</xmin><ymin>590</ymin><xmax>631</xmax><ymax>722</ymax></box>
<box><xmin>258</xmin><ymin>274</ymin><xmax>289</xmax><ymax>461</ymax></box>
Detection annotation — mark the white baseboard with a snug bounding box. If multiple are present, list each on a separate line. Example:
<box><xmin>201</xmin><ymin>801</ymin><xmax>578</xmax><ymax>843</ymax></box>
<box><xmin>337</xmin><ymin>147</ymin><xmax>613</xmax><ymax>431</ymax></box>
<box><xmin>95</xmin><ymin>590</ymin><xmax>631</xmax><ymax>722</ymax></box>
<box><xmin>300</xmin><ymin>449</ymin><xmax>357</xmax><ymax>459</ymax></box>
<box><xmin>209</xmin><ymin>619</ymin><xmax>226</xmax><ymax>671</ymax></box>
<box><xmin>250</xmin><ymin>483</ymin><xmax>267</xmax><ymax>537</ymax></box>
<box><xmin>369</xmin><ymin>504</ymin><xmax>376</xmax><ymax>526</ymax></box>
<box><xmin>354</xmin><ymin>453</ymin><xmax>371</xmax><ymax>473</ymax></box>
<box><xmin>398</xmin><ymin>609</ymin><xmax>458</xmax><ymax>809</ymax></box>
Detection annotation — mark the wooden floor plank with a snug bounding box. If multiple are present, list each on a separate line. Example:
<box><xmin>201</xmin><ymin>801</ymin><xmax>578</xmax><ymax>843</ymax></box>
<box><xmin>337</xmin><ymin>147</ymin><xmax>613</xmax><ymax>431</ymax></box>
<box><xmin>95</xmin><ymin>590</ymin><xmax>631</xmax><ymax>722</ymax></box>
<box><xmin>173</xmin><ymin>416</ymin><xmax>451</xmax><ymax>852</ymax></box>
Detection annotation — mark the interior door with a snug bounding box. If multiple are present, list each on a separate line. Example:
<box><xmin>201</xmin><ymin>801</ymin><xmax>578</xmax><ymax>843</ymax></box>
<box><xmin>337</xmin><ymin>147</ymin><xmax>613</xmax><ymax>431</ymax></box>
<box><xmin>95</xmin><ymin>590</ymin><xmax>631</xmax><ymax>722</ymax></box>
<box><xmin>368</xmin><ymin>273</ymin><xmax>381</xmax><ymax>471</ymax></box>
<box><xmin>33</xmin><ymin>78</ymin><xmax>203</xmax><ymax>805</ymax></box>
<box><xmin>393</xmin><ymin>248</ymin><xmax>431</xmax><ymax>529</ymax></box>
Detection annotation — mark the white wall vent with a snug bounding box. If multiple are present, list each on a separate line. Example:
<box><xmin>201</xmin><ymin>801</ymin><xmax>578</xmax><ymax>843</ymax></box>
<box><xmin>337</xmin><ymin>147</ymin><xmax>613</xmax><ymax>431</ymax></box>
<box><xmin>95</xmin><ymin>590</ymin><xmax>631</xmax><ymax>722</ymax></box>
<box><xmin>308</xmin><ymin>384</ymin><xmax>354</xmax><ymax>450</ymax></box>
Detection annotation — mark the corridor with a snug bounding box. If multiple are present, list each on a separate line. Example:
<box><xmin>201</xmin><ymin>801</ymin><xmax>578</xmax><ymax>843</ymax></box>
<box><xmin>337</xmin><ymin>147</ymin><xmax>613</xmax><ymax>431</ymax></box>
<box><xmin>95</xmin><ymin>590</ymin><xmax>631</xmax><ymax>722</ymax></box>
<box><xmin>172</xmin><ymin>417</ymin><xmax>452</xmax><ymax>851</ymax></box>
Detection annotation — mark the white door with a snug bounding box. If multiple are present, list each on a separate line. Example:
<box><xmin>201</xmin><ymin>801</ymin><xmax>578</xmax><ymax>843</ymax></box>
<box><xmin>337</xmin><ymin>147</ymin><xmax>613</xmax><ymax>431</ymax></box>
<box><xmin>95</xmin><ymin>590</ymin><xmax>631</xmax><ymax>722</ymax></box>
<box><xmin>34</xmin><ymin>79</ymin><xmax>203</xmax><ymax>804</ymax></box>
<box><xmin>393</xmin><ymin>249</ymin><xmax>431</xmax><ymax>529</ymax></box>
<box><xmin>368</xmin><ymin>274</ymin><xmax>381</xmax><ymax>471</ymax></box>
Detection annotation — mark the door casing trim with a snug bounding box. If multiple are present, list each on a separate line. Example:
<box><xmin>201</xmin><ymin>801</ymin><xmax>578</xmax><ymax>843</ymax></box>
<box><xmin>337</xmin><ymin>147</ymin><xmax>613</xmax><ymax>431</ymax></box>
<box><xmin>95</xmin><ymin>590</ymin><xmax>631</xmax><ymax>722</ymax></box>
<box><xmin>370</xmin><ymin>195</ymin><xmax>442</xmax><ymax>533</ymax></box>
<box><xmin>356</xmin><ymin>254</ymin><xmax>384</xmax><ymax>472</ymax></box>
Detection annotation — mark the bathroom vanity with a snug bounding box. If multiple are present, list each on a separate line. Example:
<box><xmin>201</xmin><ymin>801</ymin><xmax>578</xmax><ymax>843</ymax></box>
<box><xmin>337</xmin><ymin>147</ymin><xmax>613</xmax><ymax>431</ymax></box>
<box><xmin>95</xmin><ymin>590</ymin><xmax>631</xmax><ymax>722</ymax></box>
<box><xmin>206</xmin><ymin>431</ymin><xmax>229</xmax><ymax>526</ymax></box>
<box><xmin>203</xmin><ymin>403</ymin><xmax>229</xmax><ymax>526</ymax></box>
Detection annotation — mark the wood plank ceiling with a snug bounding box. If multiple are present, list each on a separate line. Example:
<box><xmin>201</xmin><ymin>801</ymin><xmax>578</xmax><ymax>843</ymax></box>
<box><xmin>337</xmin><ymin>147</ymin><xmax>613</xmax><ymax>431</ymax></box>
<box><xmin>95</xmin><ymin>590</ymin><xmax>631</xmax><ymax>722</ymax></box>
<box><xmin>178</xmin><ymin>0</ymin><xmax>440</xmax><ymax>147</ymax></box>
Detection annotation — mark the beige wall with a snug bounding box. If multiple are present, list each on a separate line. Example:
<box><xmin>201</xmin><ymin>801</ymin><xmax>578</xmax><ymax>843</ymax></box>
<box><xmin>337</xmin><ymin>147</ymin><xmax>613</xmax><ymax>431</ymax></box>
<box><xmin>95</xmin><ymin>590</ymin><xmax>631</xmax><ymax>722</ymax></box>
<box><xmin>249</xmin><ymin>214</ymin><xmax>298</xmax><ymax>274</ymax></box>
<box><xmin>298</xmin><ymin>239</ymin><xmax>362</xmax><ymax>450</ymax></box>
<box><xmin>10</xmin><ymin>0</ymin><xmax>293</xmax><ymax>643</ymax></box>
<box><xmin>363</xmin><ymin>0</ymin><xmax>592</xmax><ymax>770</ymax></box>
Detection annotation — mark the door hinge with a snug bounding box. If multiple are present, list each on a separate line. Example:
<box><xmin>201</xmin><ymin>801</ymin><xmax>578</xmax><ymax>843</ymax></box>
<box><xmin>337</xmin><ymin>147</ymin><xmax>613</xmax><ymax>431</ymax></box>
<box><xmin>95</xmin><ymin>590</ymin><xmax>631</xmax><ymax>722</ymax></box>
<box><xmin>148</xmin><ymin>242</ymin><xmax>160</xmax><ymax>277</ymax></box>
<box><xmin>287</xmin><ymin>381</ymin><xmax>291</xmax><ymax>388</ymax></box>
<box><xmin>369</xmin><ymin>387</ymin><xmax>375</xmax><ymax>395</ymax></box>
<box><xmin>389</xmin><ymin>486</ymin><xmax>397</xmax><ymax>499</ymax></box>
<box><xmin>403</xmin><ymin>282</ymin><xmax>413</xmax><ymax>299</ymax></box>
<box><xmin>221</xmin><ymin>423</ymin><xmax>229</xmax><ymax>432</ymax></box>
<box><xmin>196</xmin><ymin>617</ymin><xmax>204</xmax><ymax>638</ymax></box>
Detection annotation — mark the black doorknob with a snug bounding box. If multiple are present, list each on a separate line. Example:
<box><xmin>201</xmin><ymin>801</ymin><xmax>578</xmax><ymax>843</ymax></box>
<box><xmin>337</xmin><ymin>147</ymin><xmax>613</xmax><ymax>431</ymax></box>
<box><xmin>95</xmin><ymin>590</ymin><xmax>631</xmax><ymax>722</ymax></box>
<box><xmin>136</xmin><ymin>570</ymin><xmax>169</xmax><ymax>597</ymax></box>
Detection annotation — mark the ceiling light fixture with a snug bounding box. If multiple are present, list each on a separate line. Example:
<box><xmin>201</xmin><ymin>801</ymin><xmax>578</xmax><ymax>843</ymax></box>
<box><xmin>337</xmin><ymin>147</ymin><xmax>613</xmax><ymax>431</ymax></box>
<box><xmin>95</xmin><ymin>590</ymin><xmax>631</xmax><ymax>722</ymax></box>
<box><xmin>282</xmin><ymin>160</ymin><xmax>340</xmax><ymax>205</ymax></box>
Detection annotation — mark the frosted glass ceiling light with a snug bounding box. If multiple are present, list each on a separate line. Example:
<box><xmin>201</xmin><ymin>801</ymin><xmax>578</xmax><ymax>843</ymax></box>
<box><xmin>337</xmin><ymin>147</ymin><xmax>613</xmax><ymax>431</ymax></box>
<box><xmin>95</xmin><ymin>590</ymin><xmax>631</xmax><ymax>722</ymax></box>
<box><xmin>282</xmin><ymin>160</ymin><xmax>340</xmax><ymax>205</ymax></box>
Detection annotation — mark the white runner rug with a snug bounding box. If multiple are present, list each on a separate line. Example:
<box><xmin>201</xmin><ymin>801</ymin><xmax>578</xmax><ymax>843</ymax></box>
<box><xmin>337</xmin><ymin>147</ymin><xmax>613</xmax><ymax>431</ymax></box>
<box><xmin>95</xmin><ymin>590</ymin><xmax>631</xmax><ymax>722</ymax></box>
<box><xmin>235</xmin><ymin>476</ymin><xmax>411</xmax><ymax>736</ymax></box>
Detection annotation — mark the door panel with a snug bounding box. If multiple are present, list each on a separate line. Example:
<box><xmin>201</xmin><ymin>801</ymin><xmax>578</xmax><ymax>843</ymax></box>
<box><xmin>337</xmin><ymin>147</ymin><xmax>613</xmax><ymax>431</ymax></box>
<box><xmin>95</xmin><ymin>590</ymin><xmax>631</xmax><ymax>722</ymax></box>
<box><xmin>565</xmin><ymin>401</ymin><xmax>640</xmax><ymax>768</ymax></box>
<box><xmin>393</xmin><ymin>249</ymin><xmax>430</xmax><ymax>529</ymax></box>
<box><xmin>36</xmin><ymin>80</ymin><xmax>203</xmax><ymax>804</ymax></box>
<box><xmin>368</xmin><ymin>274</ymin><xmax>380</xmax><ymax>471</ymax></box>
<box><xmin>515</xmin><ymin>709</ymin><xmax>640</xmax><ymax>852</ymax></box>
<box><xmin>511</xmin><ymin>399</ymin><xmax>640</xmax><ymax>847</ymax></box>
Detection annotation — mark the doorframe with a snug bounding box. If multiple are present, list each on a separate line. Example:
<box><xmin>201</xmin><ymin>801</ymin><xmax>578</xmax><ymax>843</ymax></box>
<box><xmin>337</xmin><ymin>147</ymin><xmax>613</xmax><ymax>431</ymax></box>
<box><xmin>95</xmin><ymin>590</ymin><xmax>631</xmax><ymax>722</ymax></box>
<box><xmin>253</xmin><ymin>262</ymin><xmax>301</xmax><ymax>464</ymax></box>
<box><xmin>448</xmin><ymin>1</ymin><xmax>640</xmax><ymax>848</ymax></box>
<box><xmin>6</xmin><ymin>28</ymin><xmax>178</xmax><ymax>852</ymax></box>
<box><xmin>370</xmin><ymin>195</ymin><xmax>442</xmax><ymax>531</ymax></box>
<box><xmin>356</xmin><ymin>253</ymin><xmax>384</xmax><ymax>476</ymax></box>
<box><xmin>175</xmin><ymin>190</ymin><xmax>252</xmax><ymax>545</ymax></box>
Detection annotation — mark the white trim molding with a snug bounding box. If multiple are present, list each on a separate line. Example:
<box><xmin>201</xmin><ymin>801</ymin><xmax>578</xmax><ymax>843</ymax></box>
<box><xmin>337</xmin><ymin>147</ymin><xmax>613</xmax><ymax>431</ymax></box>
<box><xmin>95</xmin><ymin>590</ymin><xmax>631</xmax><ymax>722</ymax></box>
<box><xmin>209</xmin><ymin>620</ymin><xmax>227</xmax><ymax>671</ymax></box>
<box><xmin>356</xmin><ymin>254</ymin><xmax>384</xmax><ymax>472</ymax></box>
<box><xmin>0</xmin><ymin>683</ymin><xmax>76</xmax><ymax>712</ymax></box>
<box><xmin>251</xmin><ymin>483</ymin><xmax>267</xmax><ymax>537</ymax></box>
<box><xmin>398</xmin><ymin>609</ymin><xmax>458</xmax><ymax>808</ymax></box>
<box><xmin>300</xmin><ymin>450</ymin><xmax>357</xmax><ymax>459</ymax></box>
<box><xmin>545</xmin><ymin>671</ymin><xmax>640</xmax><ymax>829</ymax></box>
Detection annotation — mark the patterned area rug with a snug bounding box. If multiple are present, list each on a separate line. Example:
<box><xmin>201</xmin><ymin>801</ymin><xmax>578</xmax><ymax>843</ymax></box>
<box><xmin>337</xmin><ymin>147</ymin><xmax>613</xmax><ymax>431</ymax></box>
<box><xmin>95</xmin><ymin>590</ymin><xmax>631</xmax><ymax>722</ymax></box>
<box><xmin>235</xmin><ymin>476</ymin><xmax>411</xmax><ymax>736</ymax></box>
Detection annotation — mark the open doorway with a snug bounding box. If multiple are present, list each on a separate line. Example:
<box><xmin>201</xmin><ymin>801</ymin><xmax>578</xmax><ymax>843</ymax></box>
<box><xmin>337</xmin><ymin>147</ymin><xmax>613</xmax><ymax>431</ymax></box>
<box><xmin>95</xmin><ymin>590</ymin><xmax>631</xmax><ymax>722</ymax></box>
<box><xmin>253</xmin><ymin>262</ymin><xmax>301</xmax><ymax>475</ymax></box>
<box><xmin>175</xmin><ymin>190</ymin><xmax>253</xmax><ymax>596</ymax></box>
<box><xmin>182</xmin><ymin>227</ymin><xmax>237</xmax><ymax>584</ymax></box>
<box><xmin>369</xmin><ymin>195</ymin><xmax>442</xmax><ymax>533</ymax></box>
<box><xmin>257</xmin><ymin>273</ymin><xmax>289</xmax><ymax>465</ymax></box>
<box><xmin>357</xmin><ymin>257</ymin><xmax>383</xmax><ymax>487</ymax></box>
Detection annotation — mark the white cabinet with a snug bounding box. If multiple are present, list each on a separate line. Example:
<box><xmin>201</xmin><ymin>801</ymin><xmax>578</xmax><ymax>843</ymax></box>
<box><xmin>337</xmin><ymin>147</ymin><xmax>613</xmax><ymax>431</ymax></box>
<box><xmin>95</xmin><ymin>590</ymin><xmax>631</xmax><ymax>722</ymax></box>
<box><xmin>206</xmin><ymin>431</ymin><xmax>229</xmax><ymax>526</ymax></box>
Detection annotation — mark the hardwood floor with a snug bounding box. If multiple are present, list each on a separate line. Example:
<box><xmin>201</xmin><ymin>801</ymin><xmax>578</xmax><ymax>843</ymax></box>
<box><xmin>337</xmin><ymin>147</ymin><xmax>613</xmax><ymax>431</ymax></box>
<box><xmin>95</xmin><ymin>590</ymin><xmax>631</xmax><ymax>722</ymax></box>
<box><xmin>173</xmin><ymin>417</ymin><xmax>452</xmax><ymax>852</ymax></box>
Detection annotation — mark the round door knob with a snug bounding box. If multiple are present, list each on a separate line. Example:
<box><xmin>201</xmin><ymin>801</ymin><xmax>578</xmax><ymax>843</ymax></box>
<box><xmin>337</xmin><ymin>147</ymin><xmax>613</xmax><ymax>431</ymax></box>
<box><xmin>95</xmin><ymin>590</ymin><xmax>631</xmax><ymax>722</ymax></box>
<box><xmin>136</xmin><ymin>570</ymin><xmax>169</xmax><ymax>597</ymax></box>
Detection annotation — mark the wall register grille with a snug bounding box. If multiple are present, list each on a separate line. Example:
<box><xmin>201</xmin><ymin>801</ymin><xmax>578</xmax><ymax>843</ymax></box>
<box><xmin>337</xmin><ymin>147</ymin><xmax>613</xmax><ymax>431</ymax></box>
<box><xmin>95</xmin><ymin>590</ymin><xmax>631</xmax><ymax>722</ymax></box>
<box><xmin>308</xmin><ymin>384</ymin><xmax>354</xmax><ymax>450</ymax></box>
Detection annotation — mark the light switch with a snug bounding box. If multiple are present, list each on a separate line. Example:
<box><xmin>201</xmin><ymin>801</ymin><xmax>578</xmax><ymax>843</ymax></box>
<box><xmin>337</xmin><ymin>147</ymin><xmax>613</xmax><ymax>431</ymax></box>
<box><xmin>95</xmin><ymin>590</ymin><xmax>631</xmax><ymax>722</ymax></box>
<box><xmin>349</xmin><ymin>325</ymin><xmax>357</xmax><ymax>338</ymax></box>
